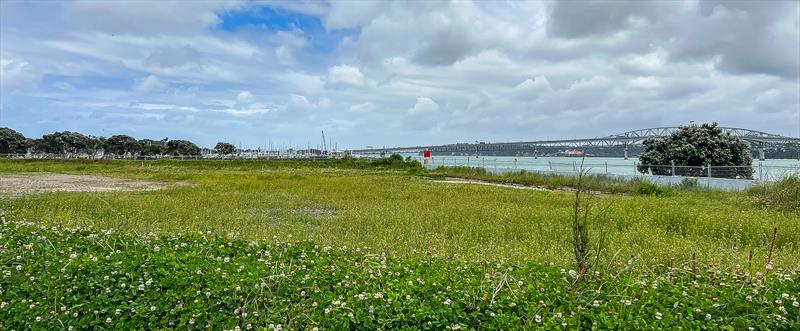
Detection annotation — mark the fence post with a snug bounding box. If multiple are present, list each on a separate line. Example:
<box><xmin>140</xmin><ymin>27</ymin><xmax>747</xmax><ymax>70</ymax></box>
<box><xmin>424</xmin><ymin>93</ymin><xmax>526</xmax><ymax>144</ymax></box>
<box><xmin>494</xmin><ymin>159</ymin><xmax>497</xmax><ymax>172</ymax></box>
<box><xmin>467</xmin><ymin>157</ymin><xmax>470</xmax><ymax>167</ymax></box>
<box><xmin>707</xmin><ymin>165</ymin><xmax>711</xmax><ymax>189</ymax></box>
<box><xmin>671</xmin><ymin>160</ymin><xmax>675</xmax><ymax>176</ymax></box>
<box><xmin>759</xmin><ymin>162</ymin><xmax>763</xmax><ymax>181</ymax></box>
<box><xmin>605</xmin><ymin>161</ymin><xmax>608</xmax><ymax>174</ymax></box>
<box><xmin>514</xmin><ymin>158</ymin><xmax>517</xmax><ymax>170</ymax></box>
<box><xmin>548</xmin><ymin>160</ymin><xmax>552</xmax><ymax>171</ymax></box>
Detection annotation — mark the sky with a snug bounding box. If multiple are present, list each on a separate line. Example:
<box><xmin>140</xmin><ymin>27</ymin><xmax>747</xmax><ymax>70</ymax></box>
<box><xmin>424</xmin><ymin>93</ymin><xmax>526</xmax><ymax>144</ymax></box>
<box><xmin>1</xmin><ymin>0</ymin><xmax>799</xmax><ymax>149</ymax></box>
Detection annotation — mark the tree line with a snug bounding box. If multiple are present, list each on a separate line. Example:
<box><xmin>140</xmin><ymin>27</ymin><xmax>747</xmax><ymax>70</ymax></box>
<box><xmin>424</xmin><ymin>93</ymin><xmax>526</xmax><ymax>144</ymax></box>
<box><xmin>0</xmin><ymin>127</ymin><xmax>237</xmax><ymax>157</ymax></box>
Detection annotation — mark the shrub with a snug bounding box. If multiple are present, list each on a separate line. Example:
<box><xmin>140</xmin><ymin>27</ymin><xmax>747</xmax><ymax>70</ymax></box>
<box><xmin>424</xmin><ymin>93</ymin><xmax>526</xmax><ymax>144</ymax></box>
<box><xmin>633</xmin><ymin>179</ymin><xmax>673</xmax><ymax>197</ymax></box>
<box><xmin>748</xmin><ymin>176</ymin><xmax>800</xmax><ymax>211</ymax></box>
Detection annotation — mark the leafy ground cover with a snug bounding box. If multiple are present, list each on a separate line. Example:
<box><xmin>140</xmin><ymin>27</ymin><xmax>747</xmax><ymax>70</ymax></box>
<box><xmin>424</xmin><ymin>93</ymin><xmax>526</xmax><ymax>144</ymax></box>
<box><xmin>1</xmin><ymin>216</ymin><xmax>797</xmax><ymax>330</ymax></box>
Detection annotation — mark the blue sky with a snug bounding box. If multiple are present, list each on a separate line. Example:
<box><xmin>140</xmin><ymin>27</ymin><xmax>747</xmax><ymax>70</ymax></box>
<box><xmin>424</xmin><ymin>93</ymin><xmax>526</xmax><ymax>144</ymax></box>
<box><xmin>1</xmin><ymin>0</ymin><xmax>798</xmax><ymax>148</ymax></box>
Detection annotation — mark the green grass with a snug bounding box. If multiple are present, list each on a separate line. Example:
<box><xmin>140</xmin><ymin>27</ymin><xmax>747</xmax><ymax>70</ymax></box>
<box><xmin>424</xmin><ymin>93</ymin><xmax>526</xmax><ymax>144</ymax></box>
<box><xmin>1</xmin><ymin>159</ymin><xmax>798</xmax><ymax>270</ymax></box>
<box><xmin>2</xmin><ymin>217</ymin><xmax>797</xmax><ymax>330</ymax></box>
<box><xmin>748</xmin><ymin>176</ymin><xmax>800</xmax><ymax>212</ymax></box>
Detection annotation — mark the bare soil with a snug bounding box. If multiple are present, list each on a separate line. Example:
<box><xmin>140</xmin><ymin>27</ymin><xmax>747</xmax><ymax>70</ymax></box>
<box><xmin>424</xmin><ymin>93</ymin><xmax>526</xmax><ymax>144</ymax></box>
<box><xmin>433</xmin><ymin>177</ymin><xmax>551</xmax><ymax>191</ymax></box>
<box><xmin>0</xmin><ymin>173</ymin><xmax>172</xmax><ymax>198</ymax></box>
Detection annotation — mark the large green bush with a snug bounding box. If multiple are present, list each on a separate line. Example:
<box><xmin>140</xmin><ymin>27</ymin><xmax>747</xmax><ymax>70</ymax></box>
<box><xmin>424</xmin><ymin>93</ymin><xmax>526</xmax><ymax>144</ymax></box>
<box><xmin>638</xmin><ymin>123</ymin><xmax>753</xmax><ymax>179</ymax></box>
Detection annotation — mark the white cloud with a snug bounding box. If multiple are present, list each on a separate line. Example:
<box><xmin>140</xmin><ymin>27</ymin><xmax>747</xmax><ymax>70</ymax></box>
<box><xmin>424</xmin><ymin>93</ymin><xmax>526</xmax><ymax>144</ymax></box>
<box><xmin>512</xmin><ymin>76</ymin><xmax>552</xmax><ymax>100</ymax></box>
<box><xmin>237</xmin><ymin>91</ymin><xmax>254</xmax><ymax>104</ymax></box>
<box><xmin>408</xmin><ymin>97</ymin><xmax>440</xmax><ymax>115</ymax></box>
<box><xmin>133</xmin><ymin>75</ymin><xmax>167</xmax><ymax>93</ymax></box>
<box><xmin>1</xmin><ymin>0</ymin><xmax>798</xmax><ymax>147</ymax></box>
<box><xmin>628</xmin><ymin>76</ymin><xmax>660</xmax><ymax>89</ymax></box>
<box><xmin>350</xmin><ymin>102</ymin><xmax>375</xmax><ymax>113</ymax></box>
<box><xmin>66</xmin><ymin>0</ymin><xmax>242</xmax><ymax>35</ymax></box>
<box><xmin>0</xmin><ymin>58</ymin><xmax>40</xmax><ymax>89</ymax></box>
<box><xmin>325</xmin><ymin>65</ymin><xmax>365</xmax><ymax>88</ymax></box>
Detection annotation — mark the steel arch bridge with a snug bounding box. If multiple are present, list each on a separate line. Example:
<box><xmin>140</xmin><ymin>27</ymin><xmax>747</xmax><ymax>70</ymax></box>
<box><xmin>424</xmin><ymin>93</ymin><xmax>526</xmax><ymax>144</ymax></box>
<box><xmin>348</xmin><ymin>126</ymin><xmax>800</xmax><ymax>160</ymax></box>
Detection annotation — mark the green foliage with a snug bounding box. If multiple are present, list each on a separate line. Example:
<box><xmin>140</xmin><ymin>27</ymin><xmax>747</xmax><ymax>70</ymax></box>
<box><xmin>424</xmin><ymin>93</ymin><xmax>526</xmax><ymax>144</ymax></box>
<box><xmin>0</xmin><ymin>127</ymin><xmax>28</xmax><ymax>154</ymax></box>
<box><xmin>33</xmin><ymin>131</ymin><xmax>90</xmax><ymax>154</ymax></box>
<box><xmin>167</xmin><ymin>140</ymin><xmax>200</xmax><ymax>156</ymax></box>
<box><xmin>749</xmin><ymin>176</ymin><xmax>800</xmax><ymax>211</ymax></box>
<box><xmin>638</xmin><ymin>123</ymin><xmax>753</xmax><ymax>179</ymax></box>
<box><xmin>106</xmin><ymin>135</ymin><xmax>141</xmax><ymax>156</ymax></box>
<box><xmin>139</xmin><ymin>139</ymin><xmax>168</xmax><ymax>156</ymax></box>
<box><xmin>1</xmin><ymin>216</ymin><xmax>797</xmax><ymax>330</ymax></box>
<box><xmin>214</xmin><ymin>142</ymin><xmax>237</xmax><ymax>155</ymax></box>
<box><xmin>633</xmin><ymin>179</ymin><xmax>674</xmax><ymax>197</ymax></box>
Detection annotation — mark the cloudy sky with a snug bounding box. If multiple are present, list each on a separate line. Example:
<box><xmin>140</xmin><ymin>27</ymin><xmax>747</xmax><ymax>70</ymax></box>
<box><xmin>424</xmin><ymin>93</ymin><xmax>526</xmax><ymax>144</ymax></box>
<box><xmin>1</xmin><ymin>0</ymin><xmax>798</xmax><ymax>149</ymax></box>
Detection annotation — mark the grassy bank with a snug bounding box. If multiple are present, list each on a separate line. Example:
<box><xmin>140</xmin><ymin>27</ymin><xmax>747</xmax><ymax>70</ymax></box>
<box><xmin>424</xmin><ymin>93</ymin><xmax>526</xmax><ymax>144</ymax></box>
<box><xmin>2</xmin><ymin>217</ymin><xmax>797</xmax><ymax>329</ymax></box>
<box><xmin>1</xmin><ymin>159</ymin><xmax>798</xmax><ymax>269</ymax></box>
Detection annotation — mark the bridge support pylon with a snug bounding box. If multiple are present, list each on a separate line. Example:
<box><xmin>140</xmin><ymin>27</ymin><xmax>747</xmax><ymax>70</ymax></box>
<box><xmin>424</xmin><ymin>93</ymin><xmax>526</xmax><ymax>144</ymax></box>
<box><xmin>623</xmin><ymin>144</ymin><xmax>629</xmax><ymax>160</ymax></box>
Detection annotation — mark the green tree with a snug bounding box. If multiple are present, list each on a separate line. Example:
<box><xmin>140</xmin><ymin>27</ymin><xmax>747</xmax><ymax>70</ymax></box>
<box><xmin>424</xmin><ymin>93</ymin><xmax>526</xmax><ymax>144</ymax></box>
<box><xmin>214</xmin><ymin>142</ymin><xmax>237</xmax><ymax>155</ymax></box>
<box><xmin>638</xmin><ymin>123</ymin><xmax>753</xmax><ymax>179</ymax></box>
<box><xmin>167</xmin><ymin>139</ymin><xmax>200</xmax><ymax>156</ymax></box>
<box><xmin>139</xmin><ymin>139</ymin><xmax>168</xmax><ymax>156</ymax></box>
<box><xmin>86</xmin><ymin>136</ymin><xmax>106</xmax><ymax>154</ymax></box>
<box><xmin>105</xmin><ymin>135</ymin><xmax>141</xmax><ymax>156</ymax></box>
<box><xmin>0</xmin><ymin>127</ymin><xmax>28</xmax><ymax>154</ymax></box>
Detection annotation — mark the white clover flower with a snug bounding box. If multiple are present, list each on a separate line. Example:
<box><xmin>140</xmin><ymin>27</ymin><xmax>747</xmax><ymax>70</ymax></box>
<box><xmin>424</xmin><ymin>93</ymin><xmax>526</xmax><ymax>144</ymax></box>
<box><xmin>623</xmin><ymin>300</ymin><xmax>632</xmax><ymax>306</ymax></box>
<box><xmin>373</xmin><ymin>292</ymin><xmax>383</xmax><ymax>299</ymax></box>
<box><xmin>35</xmin><ymin>316</ymin><xmax>42</xmax><ymax>322</ymax></box>
<box><xmin>779</xmin><ymin>306</ymin><xmax>787</xmax><ymax>314</ymax></box>
<box><xmin>781</xmin><ymin>293</ymin><xmax>790</xmax><ymax>299</ymax></box>
<box><xmin>138</xmin><ymin>284</ymin><xmax>145</xmax><ymax>291</ymax></box>
<box><xmin>443</xmin><ymin>298</ymin><xmax>452</xmax><ymax>305</ymax></box>
<box><xmin>534</xmin><ymin>314</ymin><xmax>542</xmax><ymax>323</ymax></box>
<box><xmin>568</xmin><ymin>270</ymin><xmax>578</xmax><ymax>278</ymax></box>
<box><xmin>15</xmin><ymin>265</ymin><xmax>22</xmax><ymax>271</ymax></box>
<box><xmin>153</xmin><ymin>246</ymin><xmax>160</xmax><ymax>252</ymax></box>
<box><xmin>793</xmin><ymin>301</ymin><xmax>799</xmax><ymax>308</ymax></box>
<box><xmin>115</xmin><ymin>309</ymin><xmax>121</xmax><ymax>315</ymax></box>
<box><xmin>655</xmin><ymin>312</ymin><xmax>662</xmax><ymax>320</ymax></box>
<box><xmin>347</xmin><ymin>312</ymin><xmax>354</xmax><ymax>319</ymax></box>
<box><xmin>592</xmin><ymin>300</ymin><xmax>600</xmax><ymax>307</ymax></box>
<box><xmin>705</xmin><ymin>313</ymin><xmax>712</xmax><ymax>320</ymax></box>
<box><xmin>69</xmin><ymin>253</ymin><xmax>77</xmax><ymax>260</ymax></box>
<box><xmin>106</xmin><ymin>317</ymin><xmax>112</xmax><ymax>323</ymax></box>
<box><xmin>189</xmin><ymin>318</ymin><xmax>195</xmax><ymax>325</ymax></box>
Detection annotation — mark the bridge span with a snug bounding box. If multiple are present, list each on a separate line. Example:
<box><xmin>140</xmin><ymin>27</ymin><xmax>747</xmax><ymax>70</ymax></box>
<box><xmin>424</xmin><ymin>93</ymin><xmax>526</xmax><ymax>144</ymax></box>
<box><xmin>348</xmin><ymin>127</ymin><xmax>800</xmax><ymax>160</ymax></box>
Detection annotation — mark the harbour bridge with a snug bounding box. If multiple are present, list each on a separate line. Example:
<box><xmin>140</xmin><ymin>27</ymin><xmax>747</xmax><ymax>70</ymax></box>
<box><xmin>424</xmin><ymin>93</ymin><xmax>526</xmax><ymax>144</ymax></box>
<box><xmin>348</xmin><ymin>127</ymin><xmax>800</xmax><ymax>160</ymax></box>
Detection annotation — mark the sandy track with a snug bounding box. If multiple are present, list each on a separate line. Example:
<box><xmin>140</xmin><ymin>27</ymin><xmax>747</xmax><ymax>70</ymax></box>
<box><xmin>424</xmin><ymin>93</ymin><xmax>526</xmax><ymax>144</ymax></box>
<box><xmin>0</xmin><ymin>173</ymin><xmax>170</xmax><ymax>198</ymax></box>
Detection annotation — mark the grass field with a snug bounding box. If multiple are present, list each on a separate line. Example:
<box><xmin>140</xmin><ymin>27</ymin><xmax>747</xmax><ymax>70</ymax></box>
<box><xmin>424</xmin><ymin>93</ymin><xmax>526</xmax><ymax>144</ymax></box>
<box><xmin>1</xmin><ymin>159</ymin><xmax>798</xmax><ymax>329</ymax></box>
<box><xmin>1</xmin><ymin>159</ymin><xmax>797</xmax><ymax>268</ymax></box>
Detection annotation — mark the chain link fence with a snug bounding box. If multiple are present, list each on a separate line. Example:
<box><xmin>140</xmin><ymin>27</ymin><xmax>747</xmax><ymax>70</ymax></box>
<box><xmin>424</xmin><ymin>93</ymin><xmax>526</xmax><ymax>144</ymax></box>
<box><xmin>416</xmin><ymin>156</ymin><xmax>799</xmax><ymax>190</ymax></box>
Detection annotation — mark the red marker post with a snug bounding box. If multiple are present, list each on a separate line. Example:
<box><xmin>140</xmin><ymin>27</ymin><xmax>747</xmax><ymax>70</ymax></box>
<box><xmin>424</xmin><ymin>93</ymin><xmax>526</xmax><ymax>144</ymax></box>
<box><xmin>423</xmin><ymin>148</ymin><xmax>431</xmax><ymax>168</ymax></box>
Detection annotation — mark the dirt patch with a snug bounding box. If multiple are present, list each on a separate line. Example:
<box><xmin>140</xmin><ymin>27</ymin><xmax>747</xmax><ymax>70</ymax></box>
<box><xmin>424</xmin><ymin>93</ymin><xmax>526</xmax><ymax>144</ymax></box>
<box><xmin>0</xmin><ymin>173</ymin><xmax>174</xmax><ymax>198</ymax></box>
<box><xmin>433</xmin><ymin>178</ymin><xmax>552</xmax><ymax>191</ymax></box>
